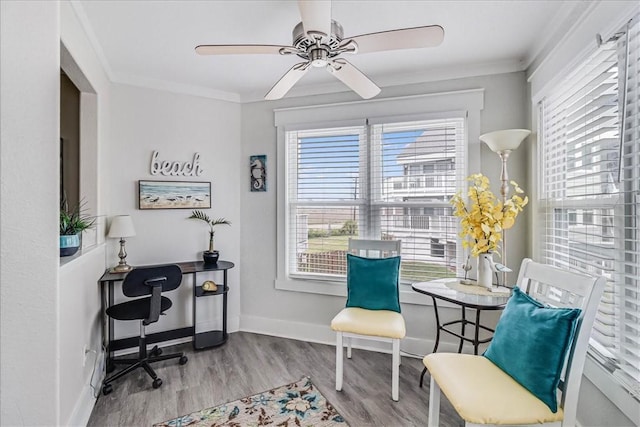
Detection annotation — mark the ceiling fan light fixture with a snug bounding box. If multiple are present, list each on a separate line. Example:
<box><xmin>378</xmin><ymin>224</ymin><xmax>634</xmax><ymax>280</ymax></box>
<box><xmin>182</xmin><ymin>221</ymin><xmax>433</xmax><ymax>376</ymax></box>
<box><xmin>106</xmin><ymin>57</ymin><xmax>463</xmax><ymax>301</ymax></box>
<box><xmin>309</xmin><ymin>48</ymin><xmax>329</xmax><ymax>67</ymax></box>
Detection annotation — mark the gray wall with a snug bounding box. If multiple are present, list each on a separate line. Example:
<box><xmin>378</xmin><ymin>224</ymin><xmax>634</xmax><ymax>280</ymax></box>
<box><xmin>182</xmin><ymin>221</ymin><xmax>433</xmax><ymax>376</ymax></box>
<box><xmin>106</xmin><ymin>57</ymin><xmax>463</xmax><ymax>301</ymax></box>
<box><xmin>239</xmin><ymin>72</ymin><xmax>529</xmax><ymax>353</ymax></box>
<box><xmin>106</xmin><ymin>83</ymin><xmax>242</xmax><ymax>338</ymax></box>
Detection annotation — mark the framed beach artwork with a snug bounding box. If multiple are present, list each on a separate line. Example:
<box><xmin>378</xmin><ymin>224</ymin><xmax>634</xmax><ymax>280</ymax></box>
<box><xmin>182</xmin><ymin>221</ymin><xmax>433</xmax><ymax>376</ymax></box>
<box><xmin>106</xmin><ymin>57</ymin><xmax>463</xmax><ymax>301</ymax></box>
<box><xmin>138</xmin><ymin>180</ymin><xmax>211</xmax><ymax>210</ymax></box>
<box><xmin>250</xmin><ymin>155</ymin><xmax>267</xmax><ymax>192</ymax></box>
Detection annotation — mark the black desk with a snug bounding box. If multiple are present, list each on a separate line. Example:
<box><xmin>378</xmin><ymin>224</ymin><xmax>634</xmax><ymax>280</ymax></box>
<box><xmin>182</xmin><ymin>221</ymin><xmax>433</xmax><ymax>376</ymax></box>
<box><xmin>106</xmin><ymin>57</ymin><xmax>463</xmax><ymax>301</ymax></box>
<box><xmin>98</xmin><ymin>260</ymin><xmax>234</xmax><ymax>371</ymax></box>
<box><xmin>412</xmin><ymin>278</ymin><xmax>511</xmax><ymax>387</ymax></box>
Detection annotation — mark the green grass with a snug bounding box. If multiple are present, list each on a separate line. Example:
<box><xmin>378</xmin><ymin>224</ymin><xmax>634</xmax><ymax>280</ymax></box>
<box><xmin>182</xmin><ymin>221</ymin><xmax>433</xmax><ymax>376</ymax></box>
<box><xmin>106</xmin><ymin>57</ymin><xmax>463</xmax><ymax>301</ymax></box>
<box><xmin>401</xmin><ymin>261</ymin><xmax>453</xmax><ymax>282</ymax></box>
<box><xmin>306</xmin><ymin>235</ymin><xmax>351</xmax><ymax>253</ymax></box>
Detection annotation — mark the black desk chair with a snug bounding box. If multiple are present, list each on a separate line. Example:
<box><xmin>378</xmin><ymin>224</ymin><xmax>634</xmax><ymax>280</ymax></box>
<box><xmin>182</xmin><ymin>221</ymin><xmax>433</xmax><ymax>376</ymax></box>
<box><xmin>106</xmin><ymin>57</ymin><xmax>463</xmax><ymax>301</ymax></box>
<box><xmin>102</xmin><ymin>264</ymin><xmax>188</xmax><ymax>395</ymax></box>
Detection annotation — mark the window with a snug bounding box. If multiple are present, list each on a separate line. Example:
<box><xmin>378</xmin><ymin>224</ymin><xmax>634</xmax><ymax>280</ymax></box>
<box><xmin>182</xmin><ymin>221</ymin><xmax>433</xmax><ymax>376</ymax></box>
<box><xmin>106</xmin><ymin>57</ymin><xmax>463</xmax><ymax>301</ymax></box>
<box><xmin>274</xmin><ymin>90</ymin><xmax>484</xmax><ymax>296</ymax></box>
<box><xmin>538</xmin><ymin>16</ymin><xmax>639</xmax><ymax>398</ymax></box>
<box><xmin>285</xmin><ymin>117</ymin><xmax>465</xmax><ymax>284</ymax></box>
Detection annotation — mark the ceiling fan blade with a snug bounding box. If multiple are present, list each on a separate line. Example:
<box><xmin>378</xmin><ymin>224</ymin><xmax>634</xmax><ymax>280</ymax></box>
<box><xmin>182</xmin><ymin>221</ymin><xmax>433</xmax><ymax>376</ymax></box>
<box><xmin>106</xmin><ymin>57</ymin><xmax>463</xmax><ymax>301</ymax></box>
<box><xmin>328</xmin><ymin>59</ymin><xmax>380</xmax><ymax>99</ymax></box>
<box><xmin>195</xmin><ymin>44</ymin><xmax>292</xmax><ymax>55</ymax></box>
<box><xmin>265</xmin><ymin>62</ymin><xmax>311</xmax><ymax>100</ymax></box>
<box><xmin>346</xmin><ymin>25</ymin><xmax>444</xmax><ymax>54</ymax></box>
<box><xmin>298</xmin><ymin>0</ymin><xmax>331</xmax><ymax>38</ymax></box>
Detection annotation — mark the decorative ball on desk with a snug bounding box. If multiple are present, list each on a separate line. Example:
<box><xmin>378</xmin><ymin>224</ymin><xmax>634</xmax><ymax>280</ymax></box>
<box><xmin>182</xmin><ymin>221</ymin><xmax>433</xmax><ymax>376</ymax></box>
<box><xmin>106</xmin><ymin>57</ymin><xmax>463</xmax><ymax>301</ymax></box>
<box><xmin>202</xmin><ymin>280</ymin><xmax>218</xmax><ymax>292</ymax></box>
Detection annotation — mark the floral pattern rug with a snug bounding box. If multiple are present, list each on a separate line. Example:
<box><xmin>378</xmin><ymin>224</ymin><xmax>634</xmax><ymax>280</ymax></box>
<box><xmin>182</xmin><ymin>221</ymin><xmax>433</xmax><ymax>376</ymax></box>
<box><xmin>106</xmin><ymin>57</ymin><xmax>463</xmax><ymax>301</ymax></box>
<box><xmin>154</xmin><ymin>377</ymin><xmax>349</xmax><ymax>427</ymax></box>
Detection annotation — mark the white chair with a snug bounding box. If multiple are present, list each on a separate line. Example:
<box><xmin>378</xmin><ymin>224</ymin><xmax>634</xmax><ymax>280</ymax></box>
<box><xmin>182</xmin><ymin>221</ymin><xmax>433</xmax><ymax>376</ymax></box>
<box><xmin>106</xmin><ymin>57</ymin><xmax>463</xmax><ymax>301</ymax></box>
<box><xmin>331</xmin><ymin>238</ymin><xmax>404</xmax><ymax>401</ymax></box>
<box><xmin>423</xmin><ymin>258</ymin><xmax>606</xmax><ymax>426</ymax></box>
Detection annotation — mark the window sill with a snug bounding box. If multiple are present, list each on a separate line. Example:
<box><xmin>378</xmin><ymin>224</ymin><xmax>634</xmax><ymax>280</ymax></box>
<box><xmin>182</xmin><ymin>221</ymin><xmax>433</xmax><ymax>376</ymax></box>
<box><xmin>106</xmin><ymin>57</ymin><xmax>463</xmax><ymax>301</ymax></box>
<box><xmin>583</xmin><ymin>353</ymin><xmax>639</xmax><ymax>425</ymax></box>
<box><xmin>274</xmin><ymin>277</ymin><xmax>436</xmax><ymax>306</ymax></box>
<box><xmin>59</xmin><ymin>242</ymin><xmax>105</xmax><ymax>269</ymax></box>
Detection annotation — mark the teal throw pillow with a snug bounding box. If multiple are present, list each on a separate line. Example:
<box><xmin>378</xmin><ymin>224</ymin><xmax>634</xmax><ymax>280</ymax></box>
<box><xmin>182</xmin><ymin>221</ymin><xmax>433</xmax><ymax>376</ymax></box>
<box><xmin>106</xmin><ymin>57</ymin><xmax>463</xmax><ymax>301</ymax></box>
<box><xmin>483</xmin><ymin>286</ymin><xmax>581</xmax><ymax>413</ymax></box>
<box><xmin>346</xmin><ymin>254</ymin><xmax>401</xmax><ymax>313</ymax></box>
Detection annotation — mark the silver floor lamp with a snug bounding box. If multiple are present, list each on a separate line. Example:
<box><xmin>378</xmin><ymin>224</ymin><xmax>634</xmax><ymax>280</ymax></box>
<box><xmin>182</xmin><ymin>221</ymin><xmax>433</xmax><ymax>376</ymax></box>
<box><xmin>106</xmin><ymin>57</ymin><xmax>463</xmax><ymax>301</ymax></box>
<box><xmin>479</xmin><ymin>129</ymin><xmax>531</xmax><ymax>286</ymax></box>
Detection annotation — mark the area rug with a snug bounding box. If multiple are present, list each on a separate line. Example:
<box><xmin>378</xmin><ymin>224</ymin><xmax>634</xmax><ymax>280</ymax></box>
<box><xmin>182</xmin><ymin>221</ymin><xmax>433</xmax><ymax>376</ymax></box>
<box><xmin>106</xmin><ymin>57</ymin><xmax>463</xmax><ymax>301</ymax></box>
<box><xmin>154</xmin><ymin>377</ymin><xmax>349</xmax><ymax>427</ymax></box>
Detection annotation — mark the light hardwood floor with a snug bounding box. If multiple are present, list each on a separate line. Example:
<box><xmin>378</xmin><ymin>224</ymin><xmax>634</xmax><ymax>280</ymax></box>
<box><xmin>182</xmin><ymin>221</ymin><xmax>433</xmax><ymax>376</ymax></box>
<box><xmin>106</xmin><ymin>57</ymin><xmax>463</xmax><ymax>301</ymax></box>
<box><xmin>88</xmin><ymin>332</ymin><xmax>462</xmax><ymax>426</ymax></box>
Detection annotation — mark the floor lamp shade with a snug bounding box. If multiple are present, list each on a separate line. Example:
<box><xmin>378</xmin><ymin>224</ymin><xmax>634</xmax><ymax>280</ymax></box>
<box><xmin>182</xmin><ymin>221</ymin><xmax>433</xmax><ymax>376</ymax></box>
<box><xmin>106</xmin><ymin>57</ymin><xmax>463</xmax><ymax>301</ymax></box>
<box><xmin>108</xmin><ymin>215</ymin><xmax>136</xmax><ymax>238</ymax></box>
<box><xmin>479</xmin><ymin>129</ymin><xmax>531</xmax><ymax>152</ymax></box>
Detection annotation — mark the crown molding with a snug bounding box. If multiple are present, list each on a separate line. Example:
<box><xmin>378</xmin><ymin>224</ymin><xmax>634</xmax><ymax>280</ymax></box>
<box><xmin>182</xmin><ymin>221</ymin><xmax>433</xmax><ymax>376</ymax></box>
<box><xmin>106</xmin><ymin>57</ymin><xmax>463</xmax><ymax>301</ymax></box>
<box><xmin>111</xmin><ymin>72</ymin><xmax>242</xmax><ymax>103</ymax></box>
<box><xmin>68</xmin><ymin>0</ymin><xmax>115</xmax><ymax>81</ymax></box>
<box><xmin>523</xmin><ymin>0</ymin><xmax>595</xmax><ymax>72</ymax></box>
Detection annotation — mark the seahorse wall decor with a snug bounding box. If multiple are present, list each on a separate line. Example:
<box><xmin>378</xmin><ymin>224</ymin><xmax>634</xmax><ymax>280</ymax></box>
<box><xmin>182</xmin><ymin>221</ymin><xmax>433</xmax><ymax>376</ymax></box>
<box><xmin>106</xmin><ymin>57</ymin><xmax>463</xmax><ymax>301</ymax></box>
<box><xmin>250</xmin><ymin>155</ymin><xmax>267</xmax><ymax>192</ymax></box>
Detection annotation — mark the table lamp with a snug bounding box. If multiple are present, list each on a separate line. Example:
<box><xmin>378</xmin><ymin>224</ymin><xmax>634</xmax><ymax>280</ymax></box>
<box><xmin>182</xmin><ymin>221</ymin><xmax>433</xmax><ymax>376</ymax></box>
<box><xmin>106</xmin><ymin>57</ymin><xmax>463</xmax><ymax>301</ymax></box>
<box><xmin>479</xmin><ymin>129</ymin><xmax>530</xmax><ymax>285</ymax></box>
<box><xmin>107</xmin><ymin>215</ymin><xmax>136</xmax><ymax>273</ymax></box>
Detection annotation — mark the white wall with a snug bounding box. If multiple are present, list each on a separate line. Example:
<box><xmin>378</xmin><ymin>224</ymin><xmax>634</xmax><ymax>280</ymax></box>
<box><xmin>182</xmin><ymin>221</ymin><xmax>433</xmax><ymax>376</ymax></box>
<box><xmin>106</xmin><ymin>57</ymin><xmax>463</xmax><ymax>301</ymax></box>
<box><xmin>57</xmin><ymin>1</ymin><xmax>114</xmax><ymax>425</ymax></box>
<box><xmin>0</xmin><ymin>1</ymin><xmax>61</xmax><ymax>425</ymax></box>
<box><xmin>107</xmin><ymin>83</ymin><xmax>242</xmax><ymax>338</ymax></box>
<box><xmin>239</xmin><ymin>72</ymin><xmax>528</xmax><ymax>354</ymax></box>
<box><xmin>59</xmin><ymin>247</ymin><xmax>106</xmax><ymax>425</ymax></box>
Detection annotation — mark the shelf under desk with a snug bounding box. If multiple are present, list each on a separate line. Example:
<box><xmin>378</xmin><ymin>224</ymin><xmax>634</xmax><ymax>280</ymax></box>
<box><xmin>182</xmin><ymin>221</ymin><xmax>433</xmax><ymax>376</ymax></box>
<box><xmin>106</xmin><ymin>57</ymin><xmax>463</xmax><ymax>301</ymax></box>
<box><xmin>98</xmin><ymin>260</ymin><xmax>235</xmax><ymax>369</ymax></box>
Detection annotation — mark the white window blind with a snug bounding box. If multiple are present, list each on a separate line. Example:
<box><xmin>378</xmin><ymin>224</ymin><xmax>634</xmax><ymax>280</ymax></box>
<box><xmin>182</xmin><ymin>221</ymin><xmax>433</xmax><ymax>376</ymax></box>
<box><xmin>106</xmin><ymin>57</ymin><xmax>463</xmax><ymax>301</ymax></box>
<box><xmin>372</xmin><ymin>119</ymin><xmax>465</xmax><ymax>282</ymax></box>
<box><xmin>286</xmin><ymin>117</ymin><xmax>466</xmax><ymax>283</ymax></box>
<box><xmin>539</xmin><ymin>16</ymin><xmax>639</xmax><ymax>398</ymax></box>
<box><xmin>287</xmin><ymin>125</ymin><xmax>366</xmax><ymax>278</ymax></box>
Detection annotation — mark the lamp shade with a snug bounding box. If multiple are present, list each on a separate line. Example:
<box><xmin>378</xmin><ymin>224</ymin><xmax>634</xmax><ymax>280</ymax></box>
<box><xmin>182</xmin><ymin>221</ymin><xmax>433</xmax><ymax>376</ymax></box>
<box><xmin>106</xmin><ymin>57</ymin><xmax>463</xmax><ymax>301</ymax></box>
<box><xmin>480</xmin><ymin>129</ymin><xmax>531</xmax><ymax>152</ymax></box>
<box><xmin>107</xmin><ymin>215</ymin><xmax>136</xmax><ymax>238</ymax></box>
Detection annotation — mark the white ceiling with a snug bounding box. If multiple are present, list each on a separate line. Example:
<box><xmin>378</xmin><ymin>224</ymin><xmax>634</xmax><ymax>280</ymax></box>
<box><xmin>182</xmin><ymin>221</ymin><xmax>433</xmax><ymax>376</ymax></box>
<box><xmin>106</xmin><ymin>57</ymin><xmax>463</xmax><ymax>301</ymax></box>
<box><xmin>74</xmin><ymin>0</ymin><xmax>581</xmax><ymax>102</ymax></box>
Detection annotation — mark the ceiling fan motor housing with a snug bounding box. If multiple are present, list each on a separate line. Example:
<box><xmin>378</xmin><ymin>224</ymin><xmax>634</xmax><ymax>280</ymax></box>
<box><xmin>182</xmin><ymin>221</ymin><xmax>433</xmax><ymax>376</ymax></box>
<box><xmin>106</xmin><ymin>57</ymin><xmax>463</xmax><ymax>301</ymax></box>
<box><xmin>292</xmin><ymin>20</ymin><xmax>344</xmax><ymax>62</ymax></box>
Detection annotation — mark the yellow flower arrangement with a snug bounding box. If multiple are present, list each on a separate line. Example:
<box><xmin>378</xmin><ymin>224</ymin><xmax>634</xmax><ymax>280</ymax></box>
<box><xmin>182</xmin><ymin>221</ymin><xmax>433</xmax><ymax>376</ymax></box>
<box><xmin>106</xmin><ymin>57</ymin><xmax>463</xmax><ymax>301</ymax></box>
<box><xmin>451</xmin><ymin>173</ymin><xmax>528</xmax><ymax>256</ymax></box>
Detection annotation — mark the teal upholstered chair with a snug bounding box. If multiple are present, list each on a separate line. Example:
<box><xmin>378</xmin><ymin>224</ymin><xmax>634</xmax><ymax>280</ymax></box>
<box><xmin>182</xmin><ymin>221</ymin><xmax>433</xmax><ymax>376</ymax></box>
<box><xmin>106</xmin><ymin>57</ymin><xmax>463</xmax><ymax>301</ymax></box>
<box><xmin>331</xmin><ymin>238</ymin><xmax>404</xmax><ymax>401</ymax></box>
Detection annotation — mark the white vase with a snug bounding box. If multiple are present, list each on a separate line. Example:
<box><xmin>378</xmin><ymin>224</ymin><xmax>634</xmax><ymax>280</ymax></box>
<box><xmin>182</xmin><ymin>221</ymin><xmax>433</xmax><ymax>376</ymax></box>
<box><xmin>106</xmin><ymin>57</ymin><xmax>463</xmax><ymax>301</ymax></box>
<box><xmin>476</xmin><ymin>252</ymin><xmax>494</xmax><ymax>288</ymax></box>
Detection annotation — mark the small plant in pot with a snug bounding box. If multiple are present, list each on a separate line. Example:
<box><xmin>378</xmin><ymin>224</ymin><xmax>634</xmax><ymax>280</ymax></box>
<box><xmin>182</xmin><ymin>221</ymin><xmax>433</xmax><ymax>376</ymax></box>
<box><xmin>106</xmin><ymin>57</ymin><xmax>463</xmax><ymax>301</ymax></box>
<box><xmin>60</xmin><ymin>198</ymin><xmax>95</xmax><ymax>257</ymax></box>
<box><xmin>188</xmin><ymin>210</ymin><xmax>231</xmax><ymax>265</ymax></box>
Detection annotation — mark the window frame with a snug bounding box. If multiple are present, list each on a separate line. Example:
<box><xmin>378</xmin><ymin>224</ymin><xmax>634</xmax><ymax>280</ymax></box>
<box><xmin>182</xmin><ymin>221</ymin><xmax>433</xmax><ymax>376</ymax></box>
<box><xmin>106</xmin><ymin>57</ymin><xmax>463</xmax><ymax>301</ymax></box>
<box><xmin>533</xmin><ymin>15</ymin><xmax>640</xmax><ymax>423</ymax></box>
<box><xmin>274</xmin><ymin>90</ymin><xmax>484</xmax><ymax>302</ymax></box>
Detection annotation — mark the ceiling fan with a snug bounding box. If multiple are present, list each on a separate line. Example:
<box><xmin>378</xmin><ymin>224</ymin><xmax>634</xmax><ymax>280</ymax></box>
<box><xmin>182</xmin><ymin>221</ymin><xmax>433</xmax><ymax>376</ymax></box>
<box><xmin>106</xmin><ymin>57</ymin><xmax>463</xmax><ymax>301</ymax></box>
<box><xmin>195</xmin><ymin>1</ymin><xmax>444</xmax><ymax>100</ymax></box>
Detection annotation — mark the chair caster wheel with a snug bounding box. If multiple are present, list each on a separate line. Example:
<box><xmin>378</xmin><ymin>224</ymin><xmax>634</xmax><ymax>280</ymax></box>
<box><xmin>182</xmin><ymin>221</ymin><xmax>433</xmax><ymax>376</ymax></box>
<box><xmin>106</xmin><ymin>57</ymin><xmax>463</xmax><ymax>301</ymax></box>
<box><xmin>179</xmin><ymin>355</ymin><xmax>188</xmax><ymax>365</ymax></box>
<box><xmin>152</xmin><ymin>378</ymin><xmax>162</xmax><ymax>389</ymax></box>
<box><xmin>102</xmin><ymin>384</ymin><xmax>113</xmax><ymax>395</ymax></box>
<box><xmin>150</xmin><ymin>346</ymin><xmax>162</xmax><ymax>356</ymax></box>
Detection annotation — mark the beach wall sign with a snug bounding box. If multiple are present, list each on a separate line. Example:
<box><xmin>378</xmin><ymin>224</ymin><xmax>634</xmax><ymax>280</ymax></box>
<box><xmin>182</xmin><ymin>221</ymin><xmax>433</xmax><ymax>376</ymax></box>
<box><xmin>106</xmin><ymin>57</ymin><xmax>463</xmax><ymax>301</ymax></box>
<box><xmin>150</xmin><ymin>151</ymin><xmax>203</xmax><ymax>176</ymax></box>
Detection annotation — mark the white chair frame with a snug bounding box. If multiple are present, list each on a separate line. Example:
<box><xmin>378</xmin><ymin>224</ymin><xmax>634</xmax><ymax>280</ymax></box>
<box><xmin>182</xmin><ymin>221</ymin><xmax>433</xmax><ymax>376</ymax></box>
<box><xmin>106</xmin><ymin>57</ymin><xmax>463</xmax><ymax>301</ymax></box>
<box><xmin>427</xmin><ymin>258</ymin><xmax>606</xmax><ymax>426</ymax></box>
<box><xmin>335</xmin><ymin>238</ymin><xmax>403</xmax><ymax>401</ymax></box>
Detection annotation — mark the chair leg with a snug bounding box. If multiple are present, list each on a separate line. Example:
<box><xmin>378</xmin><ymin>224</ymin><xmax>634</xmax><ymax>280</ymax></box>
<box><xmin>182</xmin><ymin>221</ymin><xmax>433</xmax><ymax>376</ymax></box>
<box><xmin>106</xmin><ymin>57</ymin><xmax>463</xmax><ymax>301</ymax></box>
<box><xmin>346</xmin><ymin>336</ymin><xmax>352</xmax><ymax>359</ymax></box>
<box><xmin>103</xmin><ymin>360</ymin><xmax>140</xmax><ymax>385</ymax></box>
<box><xmin>148</xmin><ymin>351</ymin><xmax>184</xmax><ymax>364</ymax></box>
<box><xmin>141</xmin><ymin>361</ymin><xmax>158</xmax><ymax>381</ymax></box>
<box><xmin>419</xmin><ymin>367</ymin><xmax>427</xmax><ymax>388</ymax></box>
<box><xmin>428</xmin><ymin>375</ymin><xmax>441</xmax><ymax>427</ymax></box>
<box><xmin>392</xmin><ymin>338</ymin><xmax>400</xmax><ymax>401</ymax></box>
<box><xmin>336</xmin><ymin>332</ymin><xmax>343</xmax><ymax>391</ymax></box>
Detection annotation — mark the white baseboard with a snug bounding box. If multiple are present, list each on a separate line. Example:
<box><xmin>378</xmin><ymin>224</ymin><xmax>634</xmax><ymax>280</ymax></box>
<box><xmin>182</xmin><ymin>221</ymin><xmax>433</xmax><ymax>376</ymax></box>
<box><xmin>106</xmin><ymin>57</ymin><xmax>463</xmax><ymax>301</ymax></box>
<box><xmin>239</xmin><ymin>314</ymin><xmax>463</xmax><ymax>359</ymax></box>
<box><xmin>66</xmin><ymin>384</ymin><xmax>97</xmax><ymax>427</ymax></box>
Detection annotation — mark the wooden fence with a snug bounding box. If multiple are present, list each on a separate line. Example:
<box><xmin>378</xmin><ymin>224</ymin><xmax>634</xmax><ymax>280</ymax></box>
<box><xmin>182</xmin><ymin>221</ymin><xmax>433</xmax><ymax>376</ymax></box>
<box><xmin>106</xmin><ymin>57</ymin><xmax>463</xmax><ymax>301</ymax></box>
<box><xmin>298</xmin><ymin>250</ymin><xmax>347</xmax><ymax>275</ymax></box>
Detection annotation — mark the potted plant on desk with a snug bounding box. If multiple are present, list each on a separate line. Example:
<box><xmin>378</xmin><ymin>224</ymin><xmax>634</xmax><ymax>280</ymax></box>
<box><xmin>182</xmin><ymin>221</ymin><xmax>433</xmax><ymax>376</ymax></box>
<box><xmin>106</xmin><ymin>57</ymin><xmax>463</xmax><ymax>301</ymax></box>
<box><xmin>60</xmin><ymin>197</ymin><xmax>95</xmax><ymax>256</ymax></box>
<box><xmin>188</xmin><ymin>210</ymin><xmax>231</xmax><ymax>265</ymax></box>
